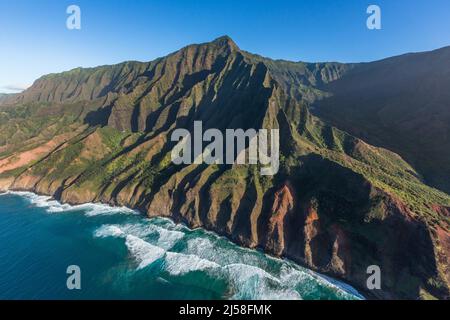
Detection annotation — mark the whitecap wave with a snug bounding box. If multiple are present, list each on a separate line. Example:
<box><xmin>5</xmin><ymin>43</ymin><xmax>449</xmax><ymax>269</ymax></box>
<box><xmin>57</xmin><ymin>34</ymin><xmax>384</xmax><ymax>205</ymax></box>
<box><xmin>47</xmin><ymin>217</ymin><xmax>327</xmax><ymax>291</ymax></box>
<box><xmin>119</xmin><ymin>232</ymin><xmax>218</xmax><ymax>274</ymax></box>
<box><xmin>279</xmin><ymin>264</ymin><xmax>364</xmax><ymax>300</ymax></box>
<box><xmin>94</xmin><ymin>224</ymin><xmax>166</xmax><ymax>269</ymax></box>
<box><xmin>128</xmin><ymin>221</ymin><xmax>185</xmax><ymax>249</ymax></box>
<box><xmin>4</xmin><ymin>191</ymin><xmax>363</xmax><ymax>300</ymax></box>
<box><xmin>6</xmin><ymin>191</ymin><xmax>138</xmax><ymax>216</ymax></box>
<box><xmin>94</xmin><ymin>222</ymin><xmax>184</xmax><ymax>250</ymax></box>
<box><xmin>125</xmin><ymin>235</ymin><xmax>165</xmax><ymax>269</ymax></box>
<box><xmin>97</xmin><ymin>224</ymin><xmax>361</xmax><ymax>299</ymax></box>
<box><xmin>95</xmin><ymin>224</ymin><xmax>221</xmax><ymax>275</ymax></box>
<box><xmin>164</xmin><ymin>252</ymin><xmax>220</xmax><ymax>276</ymax></box>
<box><xmin>94</xmin><ymin>225</ymin><xmax>125</xmax><ymax>238</ymax></box>
<box><xmin>154</xmin><ymin>226</ymin><xmax>184</xmax><ymax>250</ymax></box>
<box><xmin>83</xmin><ymin>204</ymin><xmax>137</xmax><ymax>216</ymax></box>
<box><xmin>222</xmin><ymin>263</ymin><xmax>301</xmax><ymax>300</ymax></box>
<box><xmin>186</xmin><ymin>236</ymin><xmax>265</xmax><ymax>267</ymax></box>
<box><xmin>223</xmin><ymin>263</ymin><xmax>280</xmax><ymax>284</ymax></box>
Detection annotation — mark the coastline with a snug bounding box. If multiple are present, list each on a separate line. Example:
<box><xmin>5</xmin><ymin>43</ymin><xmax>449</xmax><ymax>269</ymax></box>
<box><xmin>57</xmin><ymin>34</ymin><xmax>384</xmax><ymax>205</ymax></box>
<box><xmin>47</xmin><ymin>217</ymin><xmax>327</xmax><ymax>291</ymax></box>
<box><xmin>0</xmin><ymin>188</ymin><xmax>365</xmax><ymax>300</ymax></box>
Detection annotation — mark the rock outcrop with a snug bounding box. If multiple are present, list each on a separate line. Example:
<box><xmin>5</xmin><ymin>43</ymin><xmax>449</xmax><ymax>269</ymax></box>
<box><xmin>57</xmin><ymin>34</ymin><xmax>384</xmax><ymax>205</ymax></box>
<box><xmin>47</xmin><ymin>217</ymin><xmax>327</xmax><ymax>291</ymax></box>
<box><xmin>0</xmin><ymin>36</ymin><xmax>449</xmax><ymax>299</ymax></box>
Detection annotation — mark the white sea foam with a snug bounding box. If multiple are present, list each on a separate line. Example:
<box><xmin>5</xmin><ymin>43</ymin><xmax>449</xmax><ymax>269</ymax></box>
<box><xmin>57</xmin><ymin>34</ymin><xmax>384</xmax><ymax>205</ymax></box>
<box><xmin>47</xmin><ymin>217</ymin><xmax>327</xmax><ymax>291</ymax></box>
<box><xmin>164</xmin><ymin>252</ymin><xmax>220</xmax><ymax>276</ymax></box>
<box><xmin>279</xmin><ymin>264</ymin><xmax>364</xmax><ymax>299</ymax></box>
<box><xmin>183</xmin><ymin>235</ymin><xmax>362</xmax><ymax>299</ymax></box>
<box><xmin>94</xmin><ymin>225</ymin><xmax>126</xmax><ymax>238</ymax></box>
<box><xmin>94</xmin><ymin>224</ymin><xmax>167</xmax><ymax>269</ymax></box>
<box><xmin>4</xmin><ymin>191</ymin><xmax>363</xmax><ymax>300</ymax></box>
<box><xmin>222</xmin><ymin>263</ymin><xmax>301</xmax><ymax>300</ymax></box>
<box><xmin>94</xmin><ymin>223</ymin><xmax>223</xmax><ymax>276</ymax></box>
<box><xmin>45</xmin><ymin>202</ymin><xmax>73</xmax><ymax>212</ymax></box>
<box><xmin>6</xmin><ymin>191</ymin><xmax>138</xmax><ymax>216</ymax></box>
<box><xmin>186</xmin><ymin>237</ymin><xmax>268</xmax><ymax>267</ymax></box>
<box><xmin>94</xmin><ymin>223</ymin><xmax>361</xmax><ymax>299</ymax></box>
<box><xmin>187</xmin><ymin>237</ymin><xmax>215</xmax><ymax>252</ymax></box>
<box><xmin>125</xmin><ymin>235</ymin><xmax>165</xmax><ymax>270</ymax></box>
<box><xmin>94</xmin><ymin>222</ymin><xmax>184</xmax><ymax>250</ymax></box>
<box><xmin>255</xmin><ymin>287</ymin><xmax>302</xmax><ymax>300</ymax></box>
<box><xmin>154</xmin><ymin>226</ymin><xmax>184</xmax><ymax>250</ymax></box>
<box><xmin>8</xmin><ymin>191</ymin><xmax>50</xmax><ymax>204</ymax></box>
<box><xmin>83</xmin><ymin>204</ymin><xmax>137</xmax><ymax>216</ymax></box>
<box><xmin>113</xmin><ymin>229</ymin><xmax>218</xmax><ymax>274</ymax></box>
<box><xmin>223</xmin><ymin>263</ymin><xmax>280</xmax><ymax>285</ymax></box>
<box><xmin>94</xmin><ymin>223</ymin><xmax>147</xmax><ymax>239</ymax></box>
<box><xmin>126</xmin><ymin>221</ymin><xmax>185</xmax><ymax>249</ymax></box>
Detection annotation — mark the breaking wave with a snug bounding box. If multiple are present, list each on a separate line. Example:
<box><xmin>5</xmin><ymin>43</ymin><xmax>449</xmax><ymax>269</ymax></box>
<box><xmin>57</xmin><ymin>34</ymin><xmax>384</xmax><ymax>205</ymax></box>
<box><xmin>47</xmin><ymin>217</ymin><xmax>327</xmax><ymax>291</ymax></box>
<box><xmin>93</xmin><ymin>218</ymin><xmax>363</xmax><ymax>300</ymax></box>
<box><xmin>125</xmin><ymin>235</ymin><xmax>166</xmax><ymax>270</ymax></box>
<box><xmin>5</xmin><ymin>191</ymin><xmax>138</xmax><ymax>216</ymax></box>
<box><xmin>2</xmin><ymin>191</ymin><xmax>363</xmax><ymax>300</ymax></box>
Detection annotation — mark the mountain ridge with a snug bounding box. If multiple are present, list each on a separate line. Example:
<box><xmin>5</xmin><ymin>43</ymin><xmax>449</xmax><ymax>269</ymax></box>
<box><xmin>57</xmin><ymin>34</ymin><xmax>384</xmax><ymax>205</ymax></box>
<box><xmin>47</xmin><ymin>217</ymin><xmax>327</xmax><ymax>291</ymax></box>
<box><xmin>0</xmin><ymin>36</ymin><xmax>449</xmax><ymax>300</ymax></box>
<box><xmin>313</xmin><ymin>44</ymin><xmax>450</xmax><ymax>194</ymax></box>
<box><xmin>4</xmin><ymin>38</ymin><xmax>449</xmax><ymax>107</ymax></box>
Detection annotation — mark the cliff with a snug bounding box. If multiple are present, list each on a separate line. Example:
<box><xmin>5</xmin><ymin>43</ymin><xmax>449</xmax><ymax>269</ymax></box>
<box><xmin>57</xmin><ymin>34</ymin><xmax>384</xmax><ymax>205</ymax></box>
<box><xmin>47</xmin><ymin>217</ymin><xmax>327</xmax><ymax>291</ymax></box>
<box><xmin>0</xmin><ymin>36</ymin><xmax>449</xmax><ymax>299</ymax></box>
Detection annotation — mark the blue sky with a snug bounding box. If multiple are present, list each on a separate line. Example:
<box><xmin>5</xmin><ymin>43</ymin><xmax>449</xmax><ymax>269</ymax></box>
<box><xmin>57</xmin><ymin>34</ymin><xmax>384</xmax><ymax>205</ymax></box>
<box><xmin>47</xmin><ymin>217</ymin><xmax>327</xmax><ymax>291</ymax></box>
<box><xmin>1</xmin><ymin>0</ymin><xmax>449</xmax><ymax>93</ymax></box>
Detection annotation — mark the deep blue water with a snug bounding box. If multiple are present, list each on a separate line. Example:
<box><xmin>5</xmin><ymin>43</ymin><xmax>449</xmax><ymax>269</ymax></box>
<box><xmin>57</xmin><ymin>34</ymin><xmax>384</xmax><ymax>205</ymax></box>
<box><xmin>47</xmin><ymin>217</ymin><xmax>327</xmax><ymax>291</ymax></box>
<box><xmin>0</xmin><ymin>191</ymin><xmax>363</xmax><ymax>300</ymax></box>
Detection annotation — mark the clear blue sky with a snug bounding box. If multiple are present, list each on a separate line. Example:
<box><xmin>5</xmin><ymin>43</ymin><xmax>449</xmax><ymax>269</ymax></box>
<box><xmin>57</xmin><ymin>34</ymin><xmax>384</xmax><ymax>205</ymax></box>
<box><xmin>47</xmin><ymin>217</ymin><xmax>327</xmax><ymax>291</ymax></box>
<box><xmin>1</xmin><ymin>0</ymin><xmax>449</xmax><ymax>93</ymax></box>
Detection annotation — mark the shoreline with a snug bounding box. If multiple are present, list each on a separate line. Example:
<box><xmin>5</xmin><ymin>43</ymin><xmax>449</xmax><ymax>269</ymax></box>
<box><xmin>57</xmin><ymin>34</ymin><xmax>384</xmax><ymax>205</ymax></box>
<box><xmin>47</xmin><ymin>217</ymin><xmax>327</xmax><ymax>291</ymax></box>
<box><xmin>0</xmin><ymin>188</ymin><xmax>365</xmax><ymax>300</ymax></box>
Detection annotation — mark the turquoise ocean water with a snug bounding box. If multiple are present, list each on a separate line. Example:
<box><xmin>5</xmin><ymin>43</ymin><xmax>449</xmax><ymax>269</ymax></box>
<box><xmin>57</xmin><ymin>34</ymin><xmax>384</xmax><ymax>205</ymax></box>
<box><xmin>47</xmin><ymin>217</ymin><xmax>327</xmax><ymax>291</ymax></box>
<box><xmin>0</xmin><ymin>191</ymin><xmax>363</xmax><ymax>300</ymax></box>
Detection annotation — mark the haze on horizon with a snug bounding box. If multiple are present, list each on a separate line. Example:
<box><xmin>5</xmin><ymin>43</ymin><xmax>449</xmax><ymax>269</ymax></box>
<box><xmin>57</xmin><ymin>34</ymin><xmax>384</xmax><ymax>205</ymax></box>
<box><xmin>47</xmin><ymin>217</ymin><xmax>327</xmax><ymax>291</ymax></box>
<box><xmin>1</xmin><ymin>0</ymin><xmax>449</xmax><ymax>93</ymax></box>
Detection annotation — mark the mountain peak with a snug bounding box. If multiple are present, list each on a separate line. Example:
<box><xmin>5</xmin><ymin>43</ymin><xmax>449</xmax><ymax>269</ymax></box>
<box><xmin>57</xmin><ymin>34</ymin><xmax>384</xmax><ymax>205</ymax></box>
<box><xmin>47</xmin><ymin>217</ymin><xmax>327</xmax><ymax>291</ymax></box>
<box><xmin>211</xmin><ymin>35</ymin><xmax>239</xmax><ymax>52</ymax></box>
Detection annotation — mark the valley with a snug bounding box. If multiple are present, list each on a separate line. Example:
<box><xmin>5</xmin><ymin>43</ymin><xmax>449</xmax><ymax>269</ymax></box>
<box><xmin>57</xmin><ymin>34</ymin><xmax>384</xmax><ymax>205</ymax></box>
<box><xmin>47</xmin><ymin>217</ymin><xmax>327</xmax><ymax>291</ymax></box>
<box><xmin>0</xmin><ymin>36</ymin><xmax>449</xmax><ymax>300</ymax></box>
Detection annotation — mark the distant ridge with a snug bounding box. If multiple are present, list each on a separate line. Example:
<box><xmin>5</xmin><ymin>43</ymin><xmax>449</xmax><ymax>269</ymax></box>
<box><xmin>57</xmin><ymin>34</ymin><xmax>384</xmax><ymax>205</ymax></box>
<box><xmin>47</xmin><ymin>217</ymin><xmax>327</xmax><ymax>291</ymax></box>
<box><xmin>0</xmin><ymin>36</ymin><xmax>449</xmax><ymax>300</ymax></box>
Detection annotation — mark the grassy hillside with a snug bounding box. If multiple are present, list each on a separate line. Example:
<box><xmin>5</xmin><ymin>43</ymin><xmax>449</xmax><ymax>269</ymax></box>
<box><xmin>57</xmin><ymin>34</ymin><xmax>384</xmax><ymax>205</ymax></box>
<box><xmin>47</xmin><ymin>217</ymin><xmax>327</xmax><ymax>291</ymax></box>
<box><xmin>313</xmin><ymin>46</ymin><xmax>450</xmax><ymax>195</ymax></box>
<box><xmin>0</xmin><ymin>36</ymin><xmax>448</xmax><ymax>299</ymax></box>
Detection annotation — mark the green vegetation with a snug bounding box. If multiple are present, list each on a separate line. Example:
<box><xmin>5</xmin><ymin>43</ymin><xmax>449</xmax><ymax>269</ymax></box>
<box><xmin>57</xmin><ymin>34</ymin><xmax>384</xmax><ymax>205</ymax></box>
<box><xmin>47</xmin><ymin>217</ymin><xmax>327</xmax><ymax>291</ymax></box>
<box><xmin>0</xmin><ymin>36</ymin><xmax>449</xmax><ymax>300</ymax></box>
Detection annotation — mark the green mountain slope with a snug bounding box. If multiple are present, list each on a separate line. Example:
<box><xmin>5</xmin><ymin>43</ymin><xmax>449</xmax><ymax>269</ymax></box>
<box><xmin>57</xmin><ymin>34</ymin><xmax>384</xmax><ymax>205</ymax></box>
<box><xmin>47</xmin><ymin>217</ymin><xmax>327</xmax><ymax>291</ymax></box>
<box><xmin>0</xmin><ymin>37</ymin><xmax>448</xmax><ymax>299</ymax></box>
<box><xmin>0</xmin><ymin>93</ymin><xmax>13</xmax><ymax>104</ymax></box>
<box><xmin>313</xmin><ymin>46</ymin><xmax>450</xmax><ymax>195</ymax></box>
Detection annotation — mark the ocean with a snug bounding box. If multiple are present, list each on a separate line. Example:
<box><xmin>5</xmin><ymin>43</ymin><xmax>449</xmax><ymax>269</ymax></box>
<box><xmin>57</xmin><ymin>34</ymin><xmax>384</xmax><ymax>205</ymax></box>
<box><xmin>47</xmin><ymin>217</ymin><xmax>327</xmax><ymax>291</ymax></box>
<box><xmin>0</xmin><ymin>191</ymin><xmax>363</xmax><ymax>300</ymax></box>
